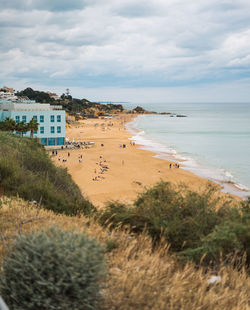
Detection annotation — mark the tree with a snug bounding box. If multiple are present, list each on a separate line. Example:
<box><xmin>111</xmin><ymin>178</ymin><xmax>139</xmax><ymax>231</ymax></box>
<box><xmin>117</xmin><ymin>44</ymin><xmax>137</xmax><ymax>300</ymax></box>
<box><xmin>27</xmin><ymin>118</ymin><xmax>39</xmax><ymax>138</ymax></box>
<box><xmin>16</xmin><ymin>88</ymin><xmax>55</xmax><ymax>103</ymax></box>
<box><xmin>0</xmin><ymin>117</ymin><xmax>16</xmax><ymax>131</ymax></box>
<box><xmin>16</xmin><ymin>121</ymin><xmax>29</xmax><ymax>137</ymax></box>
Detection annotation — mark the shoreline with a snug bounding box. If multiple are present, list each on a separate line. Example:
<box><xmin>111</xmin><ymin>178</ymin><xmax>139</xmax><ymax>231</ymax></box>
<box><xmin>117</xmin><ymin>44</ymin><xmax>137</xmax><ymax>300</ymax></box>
<box><xmin>52</xmin><ymin>114</ymin><xmax>243</xmax><ymax>208</ymax></box>
<box><xmin>127</xmin><ymin>115</ymin><xmax>250</xmax><ymax>200</ymax></box>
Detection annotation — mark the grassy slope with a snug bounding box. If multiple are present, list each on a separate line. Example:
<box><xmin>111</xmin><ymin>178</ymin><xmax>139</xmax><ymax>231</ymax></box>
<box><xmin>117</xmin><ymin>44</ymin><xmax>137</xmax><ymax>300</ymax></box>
<box><xmin>0</xmin><ymin>132</ymin><xmax>94</xmax><ymax>215</ymax></box>
<box><xmin>0</xmin><ymin>196</ymin><xmax>249</xmax><ymax>310</ymax></box>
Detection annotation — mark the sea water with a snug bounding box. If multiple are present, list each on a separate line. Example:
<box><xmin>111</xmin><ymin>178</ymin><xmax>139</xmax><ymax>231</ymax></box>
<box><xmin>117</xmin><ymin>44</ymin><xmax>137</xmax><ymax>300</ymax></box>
<box><xmin>125</xmin><ymin>102</ymin><xmax>250</xmax><ymax>199</ymax></box>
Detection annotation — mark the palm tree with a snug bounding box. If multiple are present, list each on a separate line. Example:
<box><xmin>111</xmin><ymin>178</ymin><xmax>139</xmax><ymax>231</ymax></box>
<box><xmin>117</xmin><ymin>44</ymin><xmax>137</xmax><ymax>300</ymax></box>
<box><xmin>0</xmin><ymin>117</ymin><xmax>16</xmax><ymax>132</ymax></box>
<box><xmin>27</xmin><ymin>118</ymin><xmax>39</xmax><ymax>138</ymax></box>
<box><xmin>16</xmin><ymin>121</ymin><xmax>29</xmax><ymax>137</ymax></box>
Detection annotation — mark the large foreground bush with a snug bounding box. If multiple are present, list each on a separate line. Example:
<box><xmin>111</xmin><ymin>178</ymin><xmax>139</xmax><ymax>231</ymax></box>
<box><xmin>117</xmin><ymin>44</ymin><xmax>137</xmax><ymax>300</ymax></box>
<box><xmin>98</xmin><ymin>182</ymin><xmax>250</xmax><ymax>266</ymax></box>
<box><xmin>0</xmin><ymin>132</ymin><xmax>95</xmax><ymax>215</ymax></box>
<box><xmin>0</xmin><ymin>227</ymin><xmax>106</xmax><ymax>310</ymax></box>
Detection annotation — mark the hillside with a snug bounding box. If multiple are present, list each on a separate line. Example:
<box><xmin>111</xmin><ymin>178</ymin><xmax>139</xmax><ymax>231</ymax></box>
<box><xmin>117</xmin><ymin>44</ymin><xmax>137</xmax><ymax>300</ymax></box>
<box><xmin>0</xmin><ymin>132</ymin><xmax>94</xmax><ymax>215</ymax></box>
<box><xmin>0</xmin><ymin>196</ymin><xmax>249</xmax><ymax>310</ymax></box>
<box><xmin>16</xmin><ymin>87</ymin><xmax>125</xmax><ymax>115</ymax></box>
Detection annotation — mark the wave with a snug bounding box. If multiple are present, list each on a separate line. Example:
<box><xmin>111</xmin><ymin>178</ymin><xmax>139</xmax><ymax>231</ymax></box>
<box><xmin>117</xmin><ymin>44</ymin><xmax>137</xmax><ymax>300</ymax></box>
<box><xmin>126</xmin><ymin>117</ymin><xmax>250</xmax><ymax>199</ymax></box>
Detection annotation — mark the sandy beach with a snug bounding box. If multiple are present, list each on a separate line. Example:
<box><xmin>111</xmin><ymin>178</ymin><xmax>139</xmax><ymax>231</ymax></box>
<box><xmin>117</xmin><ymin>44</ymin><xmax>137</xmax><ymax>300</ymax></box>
<box><xmin>52</xmin><ymin>114</ymin><xmax>223</xmax><ymax>208</ymax></box>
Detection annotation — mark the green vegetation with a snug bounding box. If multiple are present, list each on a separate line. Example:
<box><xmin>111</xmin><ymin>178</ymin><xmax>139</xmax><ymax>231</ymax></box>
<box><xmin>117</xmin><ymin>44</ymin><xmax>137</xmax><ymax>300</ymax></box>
<box><xmin>0</xmin><ymin>132</ymin><xmax>95</xmax><ymax>215</ymax></box>
<box><xmin>16</xmin><ymin>87</ymin><xmax>55</xmax><ymax>103</ymax></box>
<box><xmin>0</xmin><ymin>117</ymin><xmax>38</xmax><ymax>137</ymax></box>
<box><xmin>63</xmin><ymin>98</ymin><xmax>124</xmax><ymax>115</ymax></box>
<box><xmin>98</xmin><ymin>182</ymin><xmax>250</xmax><ymax>266</ymax></box>
<box><xmin>0</xmin><ymin>227</ymin><xmax>106</xmax><ymax>310</ymax></box>
<box><xmin>16</xmin><ymin>87</ymin><xmax>124</xmax><ymax>115</ymax></box>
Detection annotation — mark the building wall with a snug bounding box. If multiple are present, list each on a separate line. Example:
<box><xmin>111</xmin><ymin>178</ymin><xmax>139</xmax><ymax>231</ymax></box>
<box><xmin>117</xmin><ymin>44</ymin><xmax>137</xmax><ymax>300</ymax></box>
<box><xmin>0</xmin><ymin>109</ymin><xmax>65</xmax><ymax>146</ymax></box>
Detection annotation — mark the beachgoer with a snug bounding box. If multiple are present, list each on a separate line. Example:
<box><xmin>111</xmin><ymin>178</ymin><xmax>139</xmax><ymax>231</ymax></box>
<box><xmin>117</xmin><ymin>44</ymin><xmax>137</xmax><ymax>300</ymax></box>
<box><xmin>169</xmin><ymin>163</ymin><xmax>172</xmax><ymax>169</ymax></box>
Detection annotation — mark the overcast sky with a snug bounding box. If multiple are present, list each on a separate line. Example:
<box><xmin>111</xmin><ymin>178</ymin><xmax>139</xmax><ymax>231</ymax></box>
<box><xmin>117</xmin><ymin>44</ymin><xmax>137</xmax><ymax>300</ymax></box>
<box><xmin>1</xmin><ymin>0</ymin><xmax>250</xmax><ymax>103</ymax></box>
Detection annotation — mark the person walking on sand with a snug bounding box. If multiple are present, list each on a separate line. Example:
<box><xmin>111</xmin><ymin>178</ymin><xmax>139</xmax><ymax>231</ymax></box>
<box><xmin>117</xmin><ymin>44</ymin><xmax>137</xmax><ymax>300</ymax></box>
<box><xmin>169</xmin><ymin>163</ymin><xmax>172</xmax><ymax>169</ymax></box>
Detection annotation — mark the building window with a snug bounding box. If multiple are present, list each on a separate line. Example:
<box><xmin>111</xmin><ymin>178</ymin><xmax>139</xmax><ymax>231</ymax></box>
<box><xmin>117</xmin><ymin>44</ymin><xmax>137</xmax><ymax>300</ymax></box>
<box><xmin>48</xmin><ymin>138</ymin><xmax>55</xmax><ymax>146</ymax></box>
<box><xmin>15</xmin><ymin>116</ymin><xmax>20</xmax><ymax>123</ymax></box>
<box><xmin>57</xmin><ymin>126</ymin><xmax>61</xmax><ymax>133</ymax></box>
<box><xmin>50</xmin><ymin>115</ymin><xmax>55</xmax><ymax>122</ymax></box>
<box><xmin>40</xmin><ymin>126</ymin><xmax>44</xmax><ymax>134</ymax></box>
<box><xmin>22</xmin><ymin>115</ymin><xmax>27</xmax><ymax>123</ymax></box>
<box><xmin>57</xmin><ymin>137</ymin><xmax>64</xmax><ymax>145</ymax></box>
<box><xmin>40</xmin><ymin>115</ymin><xmax>44</xmax><ymax>123</ymax></box>
<box><xmin>34</xmin><ymin>130</ymin><xmax>37</xmax><ymax>134</ymax></box>
<box><xmin>33</xmin><ymin>115</ymin><xmax>37</xmax><ymax>121</ymax></box>
<box><xmin>57</xmin><ymin>115</ymin><xmax>61</xmax><ymax>122</ymax></box>
<box><xmin>50</xmin><ymin>126</ymin><xmax>55</xmax><ymax>134</ymax></box>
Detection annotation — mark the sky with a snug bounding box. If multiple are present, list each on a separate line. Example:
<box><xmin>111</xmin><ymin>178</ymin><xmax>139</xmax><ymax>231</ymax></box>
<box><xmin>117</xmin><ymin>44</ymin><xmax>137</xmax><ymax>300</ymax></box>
<box><xmin>1</xmin><ymin>0</ymin><xmax>250</xmax><ymax>103</ymax></box>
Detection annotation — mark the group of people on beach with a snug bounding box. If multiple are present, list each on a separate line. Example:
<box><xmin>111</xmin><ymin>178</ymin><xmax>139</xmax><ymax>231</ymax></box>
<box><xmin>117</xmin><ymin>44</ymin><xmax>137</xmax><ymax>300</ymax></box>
<box><xmin>92</xmin><ymin>155</ymin><xmax>109</xmax><ymax>181</ymax></box>
<box><xmin>52</xmin><ymin>150</ymin><xmax>84</xmax><ymax>164</ymax></box>
<box><xmin>169</xmin><ymin>163</ymin><xmax>180</xmax><ymax>169</ymax></box>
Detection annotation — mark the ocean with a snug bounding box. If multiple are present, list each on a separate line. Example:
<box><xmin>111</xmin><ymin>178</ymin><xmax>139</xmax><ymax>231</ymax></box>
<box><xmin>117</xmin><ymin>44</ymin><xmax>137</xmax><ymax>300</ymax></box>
<box><xmin>125</xmin><ymin>102</ymin><xmax>250</xmax><ymax>199</ymax></box>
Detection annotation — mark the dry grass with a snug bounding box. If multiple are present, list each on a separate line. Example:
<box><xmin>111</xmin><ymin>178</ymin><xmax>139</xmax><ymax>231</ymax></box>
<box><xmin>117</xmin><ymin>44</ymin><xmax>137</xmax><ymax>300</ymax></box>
<box><xmin>0</xmin><ymin>196</ymin><xmax>249</xmax><ymax>310</ymax></box>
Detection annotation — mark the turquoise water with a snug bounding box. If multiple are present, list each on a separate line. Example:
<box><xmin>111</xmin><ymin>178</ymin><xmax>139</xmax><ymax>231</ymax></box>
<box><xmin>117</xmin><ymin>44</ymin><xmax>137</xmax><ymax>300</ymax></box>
<box><xmin>125</xmin><ymin>102</ymin><xmax>250</xmax><ymax>198</ymax></box>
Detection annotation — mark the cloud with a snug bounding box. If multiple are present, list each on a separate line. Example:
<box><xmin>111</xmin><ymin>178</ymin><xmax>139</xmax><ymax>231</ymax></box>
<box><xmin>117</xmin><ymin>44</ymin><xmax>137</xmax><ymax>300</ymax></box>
<box><xmin>0</xmin><ymin>0</ymin><xmax>93</xmax><ymax>12</ymax></box>
<box><xmin>0</xmin><ymin>0</ymin><xmax>250</xmax><ymax>102</ymax></box>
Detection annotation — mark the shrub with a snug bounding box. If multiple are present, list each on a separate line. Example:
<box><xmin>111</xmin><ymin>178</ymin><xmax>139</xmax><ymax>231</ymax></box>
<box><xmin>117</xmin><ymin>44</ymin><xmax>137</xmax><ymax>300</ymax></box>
<box><xmin>99</xmin><ymin>182</ymin><xmax>221</xmax><ymax>250</ymax></box>
<box><xmin>0</xmin><ymin>227</ymin><xmax>106</xmax><ymax>310</ymax></box>
<box><xmin>98</xmin><ymin>182</ymin><xmax>250</xmax><ymax>266</ymax></box>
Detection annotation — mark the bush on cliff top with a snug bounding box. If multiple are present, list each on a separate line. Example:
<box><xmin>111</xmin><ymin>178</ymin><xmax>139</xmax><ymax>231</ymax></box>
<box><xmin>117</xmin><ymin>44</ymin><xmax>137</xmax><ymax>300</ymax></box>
<box><xmin>0</xmin><ymin>132</ymin><xmax>95</xmax><ymax>215</ymax></box>
<box><xmin>98</xmin><ymin>182</ymin><xmax>250</xmax><ymax>266</ymax></box>
<box><xmin>0</xmin><ymin>227</ymin><xmax>106</xmax><ymax>310</ymax></box>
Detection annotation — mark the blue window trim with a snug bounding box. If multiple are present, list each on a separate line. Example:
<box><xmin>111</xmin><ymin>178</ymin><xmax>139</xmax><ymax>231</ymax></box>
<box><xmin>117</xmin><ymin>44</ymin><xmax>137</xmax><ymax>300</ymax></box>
<box><xmin>57</xmin><ymin>126</ymin><xmax>61</xmax><ymax>133</ymax></box>
<box><xmin>40</xmin><ymin>126</ymin><xmax>44</xmax><ymax>134</ymax></box>
<box><xmin>50</xmin><ymin>115</ymin><xmax>55</xmax><ymax>122</ymax></box>
<box><xmin>50</xmin><ymin>126</ymin><xmax>55</xmax><ymax>134</ymax></box>
<box><xmin>57</xmin><ymin>115</ymin><xmax>61</xmax><ymax>122</ymax></box>
<box><xmin>40</xmin><ymin>115</ymin><xmax>44</xmax><ymax>123</ymax></box>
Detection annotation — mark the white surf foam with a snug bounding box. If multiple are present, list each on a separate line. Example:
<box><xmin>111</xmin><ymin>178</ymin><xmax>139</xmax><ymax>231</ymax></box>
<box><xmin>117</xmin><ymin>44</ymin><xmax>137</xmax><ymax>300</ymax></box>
<box><xmin>126</xmin><ymin>116</ymin><xmax>250</xmax><ymax>199</ymax></box>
